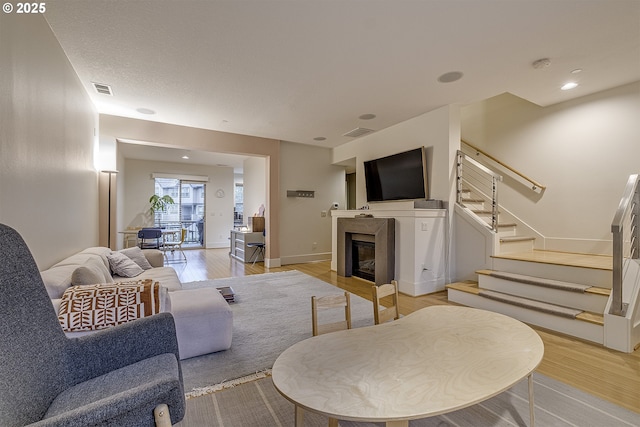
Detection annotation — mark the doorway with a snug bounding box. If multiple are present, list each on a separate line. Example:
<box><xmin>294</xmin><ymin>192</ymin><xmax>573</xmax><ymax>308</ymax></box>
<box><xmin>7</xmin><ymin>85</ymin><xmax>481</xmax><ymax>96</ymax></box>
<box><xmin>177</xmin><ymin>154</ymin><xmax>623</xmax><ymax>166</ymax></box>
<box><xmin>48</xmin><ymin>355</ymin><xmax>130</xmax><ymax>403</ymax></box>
<box><xmin>154</xmin><ymin>178</ymin><xmax>206</xmax><ymax>248</ymax></box>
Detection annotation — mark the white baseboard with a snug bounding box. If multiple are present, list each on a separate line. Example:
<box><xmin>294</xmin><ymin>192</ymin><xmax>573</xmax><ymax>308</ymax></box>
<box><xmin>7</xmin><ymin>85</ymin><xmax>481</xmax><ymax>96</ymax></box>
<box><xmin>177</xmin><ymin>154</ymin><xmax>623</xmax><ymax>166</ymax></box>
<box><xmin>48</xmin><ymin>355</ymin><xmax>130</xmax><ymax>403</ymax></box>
<box><xmin>280</xmin><ymin>252</ymin><xmax>331</xmax><ymax>265</ymax></box>
<box><xmin>205</xmin><ymin>241</ymin><xmax>231</xmax><ymax>249</ymax></box>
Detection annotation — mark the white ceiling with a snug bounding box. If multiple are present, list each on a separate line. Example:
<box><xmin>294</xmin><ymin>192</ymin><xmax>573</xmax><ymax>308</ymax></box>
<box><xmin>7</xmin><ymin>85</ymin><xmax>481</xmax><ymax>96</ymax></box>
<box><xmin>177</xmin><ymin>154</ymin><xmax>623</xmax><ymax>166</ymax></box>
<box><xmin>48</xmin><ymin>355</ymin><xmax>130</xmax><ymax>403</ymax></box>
<box><xmin>44</xmin><ymin>0</ymin><xmax>640</xmax><ymax>165</ymax></box>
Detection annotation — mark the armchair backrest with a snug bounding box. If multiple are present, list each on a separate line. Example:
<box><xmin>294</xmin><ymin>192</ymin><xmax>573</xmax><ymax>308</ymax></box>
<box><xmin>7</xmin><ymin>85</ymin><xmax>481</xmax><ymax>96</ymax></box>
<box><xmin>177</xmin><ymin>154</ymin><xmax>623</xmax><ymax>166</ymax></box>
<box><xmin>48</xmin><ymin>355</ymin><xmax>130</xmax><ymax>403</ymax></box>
<box><xmin>0</xmin><ymin>224</ymin><xmax>69</xmax><ymax>425</ymax></box>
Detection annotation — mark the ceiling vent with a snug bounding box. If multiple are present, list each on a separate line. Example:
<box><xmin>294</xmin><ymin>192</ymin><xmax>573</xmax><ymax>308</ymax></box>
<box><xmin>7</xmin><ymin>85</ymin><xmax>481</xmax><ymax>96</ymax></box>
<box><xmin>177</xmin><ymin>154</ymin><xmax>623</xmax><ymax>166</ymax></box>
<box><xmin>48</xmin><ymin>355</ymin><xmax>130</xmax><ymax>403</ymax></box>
<box><xmin>343</xmin><ymin>127</ymin><xmax>374</xmax><ymax>138</ymax></box>
<box><xmin>92</xmin><ymin>82</ymin><xmax>113</xmax><ymax>96</ymax></box>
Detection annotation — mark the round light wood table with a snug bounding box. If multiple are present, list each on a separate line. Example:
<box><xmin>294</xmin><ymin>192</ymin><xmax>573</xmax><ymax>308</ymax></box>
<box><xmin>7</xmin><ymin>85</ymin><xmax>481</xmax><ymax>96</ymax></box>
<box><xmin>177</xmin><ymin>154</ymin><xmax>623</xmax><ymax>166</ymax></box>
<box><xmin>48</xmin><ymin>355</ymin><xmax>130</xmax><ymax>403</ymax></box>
<box><xmin>272</xmin><ymin>306</ymin><xmax>544</xmax><ymax>427</ymax></box>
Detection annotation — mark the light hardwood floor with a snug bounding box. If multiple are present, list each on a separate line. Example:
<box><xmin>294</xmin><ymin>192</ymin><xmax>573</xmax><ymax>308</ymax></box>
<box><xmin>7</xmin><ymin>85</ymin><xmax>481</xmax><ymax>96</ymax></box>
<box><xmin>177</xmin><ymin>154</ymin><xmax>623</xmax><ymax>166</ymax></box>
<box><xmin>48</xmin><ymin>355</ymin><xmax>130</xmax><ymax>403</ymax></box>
<box><xmin>169</xmin><ymin>248</ymin><xmax>640</xmax><ymax>414</ymax></box>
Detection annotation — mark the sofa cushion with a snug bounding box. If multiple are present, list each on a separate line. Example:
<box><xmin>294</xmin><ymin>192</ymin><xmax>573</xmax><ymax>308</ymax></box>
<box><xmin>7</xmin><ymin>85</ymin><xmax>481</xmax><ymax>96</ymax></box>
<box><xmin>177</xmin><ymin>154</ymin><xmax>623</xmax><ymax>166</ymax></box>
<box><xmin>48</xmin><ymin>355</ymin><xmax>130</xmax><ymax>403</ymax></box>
<box><xmin>107</xmin><ymin>252</ymin><xmax>144</xmax><ymax>278</ymax></box>
<box><xmin>71</xmin><ymin>258</ymin><xmax>114</xmax><ymax>287</ymax></box>
<box><xmin>118</xmin><ymin>247</ymin><xmax>153</xmax><ymax>270</ymax></box>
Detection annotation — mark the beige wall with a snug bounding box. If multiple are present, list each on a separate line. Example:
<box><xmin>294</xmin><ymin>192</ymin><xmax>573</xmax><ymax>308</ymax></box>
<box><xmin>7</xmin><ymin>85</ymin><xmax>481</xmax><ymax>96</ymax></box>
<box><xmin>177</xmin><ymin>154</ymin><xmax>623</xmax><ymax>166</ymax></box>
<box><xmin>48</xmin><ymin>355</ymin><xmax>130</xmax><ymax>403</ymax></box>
<box><xmin>280</xmin><ymin>141</ymin><xmax>346</xmax><ymax>264</ymax></box>
<box><xmin>333</xmin><ymin>105</ymin><xmax>460</xmax><ymax>210</ymax></box>
<box><xmin>462</xmin><ymin>82</ymin><xmax>640</xmax><ymax>253</ymax></box>
<box><xmin>100</xmin><ymin>115</ymin><xmax>282</xmax><ymax>263</ymax></box>
<box><xmin>0</xmin><ymin>14</ymin><xmax>98</xmax><ymax>269</ymax></box>
<box><xmin>243</xmin><ymin>156</ymin><xmax>267</xmax><ymax>222</ymax></box>
<box><xmin>120</xmin><ymin>158</ymin><xmax>234</xmax><ymax>249</ymax></box>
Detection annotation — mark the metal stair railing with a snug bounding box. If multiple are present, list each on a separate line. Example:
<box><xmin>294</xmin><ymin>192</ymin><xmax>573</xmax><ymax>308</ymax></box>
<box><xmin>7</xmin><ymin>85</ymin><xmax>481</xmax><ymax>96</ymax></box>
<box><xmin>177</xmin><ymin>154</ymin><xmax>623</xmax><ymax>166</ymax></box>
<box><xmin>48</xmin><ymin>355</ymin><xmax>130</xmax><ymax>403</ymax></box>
<box><xmin>462</xmin><ymin>140</ymin><xmax>546</xmax><ymax>193</ymax></box>
<box><xmin>610</xmin><ymin>173</ymin><xmax>640</xmax><ymax>316</ymax></box>
<box><xmin>456</xmin><ymin>150</ymin><xmax>502</xmax><ymax>231</ymax></box>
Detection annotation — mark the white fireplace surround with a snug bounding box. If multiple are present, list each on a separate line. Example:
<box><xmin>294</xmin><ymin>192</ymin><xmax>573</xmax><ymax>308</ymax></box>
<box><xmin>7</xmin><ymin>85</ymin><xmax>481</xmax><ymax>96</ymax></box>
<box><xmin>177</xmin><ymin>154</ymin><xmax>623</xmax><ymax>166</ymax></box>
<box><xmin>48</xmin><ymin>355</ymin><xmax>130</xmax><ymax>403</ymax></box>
<box><xmin>331</xmin><ymin>209</ymin><xmax>446</xmax><ymax>296</ymax></box>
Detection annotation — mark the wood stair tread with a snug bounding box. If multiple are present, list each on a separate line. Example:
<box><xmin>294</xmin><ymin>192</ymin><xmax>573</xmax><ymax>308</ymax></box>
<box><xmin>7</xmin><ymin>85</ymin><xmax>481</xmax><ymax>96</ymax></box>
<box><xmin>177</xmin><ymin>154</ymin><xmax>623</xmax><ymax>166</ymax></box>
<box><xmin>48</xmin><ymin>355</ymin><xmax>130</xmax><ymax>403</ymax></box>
<box><xmin>499</xmin><ymin>236</ymin><xmax>535</xmax><ymax>243</ymax></box>
<box><xmin>476</xmin><ymin>269</ymin><xmax>595</xmax><ymax>293</ymax></box>
<box><xmin>492</xmin><ymin>249</ymin><xmax>613</xmax><ymax>271</ymax></box>
<box><xmin>445</xmin><ymin>281</ymin><xmax>480</xmax><ymax>294</ymax></box>
<box><xmin>447</xmin><ymin>282</ymin><xmax>604</xmax><ymax>326</ymax></box>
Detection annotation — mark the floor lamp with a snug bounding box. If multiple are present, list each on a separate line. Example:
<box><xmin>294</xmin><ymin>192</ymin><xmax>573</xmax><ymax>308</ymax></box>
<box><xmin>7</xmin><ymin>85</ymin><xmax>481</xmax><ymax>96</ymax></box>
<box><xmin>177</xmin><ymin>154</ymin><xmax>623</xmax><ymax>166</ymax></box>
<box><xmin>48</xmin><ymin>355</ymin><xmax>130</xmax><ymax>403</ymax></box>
<box><xmin>101</xmin><ymin>170</ymin><xmax>118</xmax><ymax>248</ymax></box>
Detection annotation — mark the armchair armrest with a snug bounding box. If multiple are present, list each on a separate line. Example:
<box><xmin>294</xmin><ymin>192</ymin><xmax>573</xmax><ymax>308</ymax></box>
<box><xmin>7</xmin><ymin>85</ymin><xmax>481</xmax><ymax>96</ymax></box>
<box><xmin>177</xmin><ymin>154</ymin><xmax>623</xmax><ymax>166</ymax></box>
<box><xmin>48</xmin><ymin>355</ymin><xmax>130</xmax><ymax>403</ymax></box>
<box><xmin>65</xmin><ymin>312</ymin><xmax>181</xmax><ymax>386</ymax></box>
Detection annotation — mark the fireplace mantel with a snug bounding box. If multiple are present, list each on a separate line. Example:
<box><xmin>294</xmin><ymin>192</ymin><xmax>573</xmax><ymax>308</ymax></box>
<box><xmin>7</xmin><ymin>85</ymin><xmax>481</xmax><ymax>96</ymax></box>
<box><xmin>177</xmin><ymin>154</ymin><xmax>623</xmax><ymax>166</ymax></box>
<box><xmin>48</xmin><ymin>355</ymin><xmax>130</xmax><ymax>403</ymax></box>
<box><xmin>337</xmin><ymin>217</ymin><xmax>395</xmax><ymax>285</ymax></box>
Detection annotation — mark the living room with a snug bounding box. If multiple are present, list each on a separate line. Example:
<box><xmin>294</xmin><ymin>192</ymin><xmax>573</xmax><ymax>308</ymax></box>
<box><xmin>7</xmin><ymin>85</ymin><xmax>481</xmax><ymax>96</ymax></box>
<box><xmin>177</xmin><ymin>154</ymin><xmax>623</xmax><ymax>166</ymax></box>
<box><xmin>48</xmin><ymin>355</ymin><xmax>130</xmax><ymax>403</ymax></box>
<box><xmin>2</xmin><ymin>2</ymin><xmax>639</xmax><ymax>426</ymax></box>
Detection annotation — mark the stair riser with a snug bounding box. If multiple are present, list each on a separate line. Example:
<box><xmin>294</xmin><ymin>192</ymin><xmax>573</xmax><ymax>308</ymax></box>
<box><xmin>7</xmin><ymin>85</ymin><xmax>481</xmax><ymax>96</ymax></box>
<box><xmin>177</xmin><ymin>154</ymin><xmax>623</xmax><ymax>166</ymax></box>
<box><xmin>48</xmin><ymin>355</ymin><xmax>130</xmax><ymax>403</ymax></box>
<box><xmin>497</xmin><ymin>227</ymin><xmax>517</xmax><ymax>237</ymax></box>
<box><xmin>447</xmin><ymin>289</ymin><xmax>604</xmax><ymax>344</ymax></box>
<box><xmin>499</xmin><ymin>239</ymin><xmax>535</xmax><ymax>254</ymax></box>
<box><xmin>492</xmin><ymin>258</ymin><xmax>612</xmax><ymax>288</ymax></box>
<box><xmin>478</xmin><ymin>275</ymin><xmax>608</xmax><ymax>313</ymax></box>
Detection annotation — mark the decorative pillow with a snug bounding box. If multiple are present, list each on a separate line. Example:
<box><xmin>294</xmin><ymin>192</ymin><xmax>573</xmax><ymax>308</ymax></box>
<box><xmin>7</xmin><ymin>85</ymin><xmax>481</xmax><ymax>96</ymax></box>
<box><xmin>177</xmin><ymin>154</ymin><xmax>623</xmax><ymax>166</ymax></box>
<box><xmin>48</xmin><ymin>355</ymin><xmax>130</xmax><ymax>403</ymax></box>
<box><xmin>58</xmin><ymin>279</ymin><xmax>163</xmax><ymax>332</ymax></box>
<box><xmin>119</xmin><ymin>246</ymin><xmax>153</xmax><ymax>270</ymax></box>
<box><xmin>107</xmin><ymin>252</ymin><xmax>144</xmax><ymax>278</ymax></box>
<box><xmin>71</xmin><ymin>258</ymin><xmax>114</xmax><ymax>287</ymax></box>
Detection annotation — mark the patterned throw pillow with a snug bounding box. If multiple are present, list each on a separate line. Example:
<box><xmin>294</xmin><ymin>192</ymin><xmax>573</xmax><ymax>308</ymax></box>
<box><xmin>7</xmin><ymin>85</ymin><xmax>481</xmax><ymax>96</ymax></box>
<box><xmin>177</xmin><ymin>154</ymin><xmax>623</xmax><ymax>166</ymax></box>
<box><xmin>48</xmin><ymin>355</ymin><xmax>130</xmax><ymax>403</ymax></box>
<box><xmin>58</xmin><ymin>280</ymin><xmax>162</xmax><ymax>332</ymax></box>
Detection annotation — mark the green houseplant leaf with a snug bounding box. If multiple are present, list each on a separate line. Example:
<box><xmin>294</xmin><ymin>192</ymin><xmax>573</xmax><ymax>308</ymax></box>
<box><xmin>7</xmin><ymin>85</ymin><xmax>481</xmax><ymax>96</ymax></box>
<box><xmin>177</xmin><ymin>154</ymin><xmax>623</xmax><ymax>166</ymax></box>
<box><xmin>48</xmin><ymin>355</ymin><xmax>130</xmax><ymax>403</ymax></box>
<box><xmin>149</xmin><ymin>194</ymin><xmax>175</xmax><ymax>215</ymax></box>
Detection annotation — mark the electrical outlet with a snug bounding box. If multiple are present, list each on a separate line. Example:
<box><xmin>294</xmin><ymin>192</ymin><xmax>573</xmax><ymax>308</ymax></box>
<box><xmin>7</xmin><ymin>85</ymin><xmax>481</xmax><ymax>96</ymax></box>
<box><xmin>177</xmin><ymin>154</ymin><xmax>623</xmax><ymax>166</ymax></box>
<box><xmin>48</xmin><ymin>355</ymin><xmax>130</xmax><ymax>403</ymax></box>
<box><xmin>421</xmin><ymin>222</ymin><xmax>428</xmax><ymax>231</ymax></box>
<box><xmin>321</xmin><ymin>210</ymin><xmax>327</xmax><ymax>217</ymax></box>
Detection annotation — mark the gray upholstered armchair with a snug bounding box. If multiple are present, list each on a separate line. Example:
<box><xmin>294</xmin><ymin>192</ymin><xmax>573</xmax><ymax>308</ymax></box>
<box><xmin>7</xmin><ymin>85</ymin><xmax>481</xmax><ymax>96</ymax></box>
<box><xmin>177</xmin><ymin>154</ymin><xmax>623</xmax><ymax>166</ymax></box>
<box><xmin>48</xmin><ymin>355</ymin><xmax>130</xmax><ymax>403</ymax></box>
<box><xmin>0</xmin><ymin>224</ymin><xmax>186</xmax><ymax>427</ymax></box>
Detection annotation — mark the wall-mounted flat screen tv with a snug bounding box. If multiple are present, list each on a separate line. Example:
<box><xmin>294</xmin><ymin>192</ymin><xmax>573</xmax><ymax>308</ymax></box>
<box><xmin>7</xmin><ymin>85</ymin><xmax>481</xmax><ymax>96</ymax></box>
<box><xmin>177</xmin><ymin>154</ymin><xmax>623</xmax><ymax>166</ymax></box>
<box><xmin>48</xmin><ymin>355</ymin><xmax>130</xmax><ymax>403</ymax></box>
<box><xmin>364</xmin><ymin>147</ymin><xmax>428</xmax><ymax>202</ymax></box>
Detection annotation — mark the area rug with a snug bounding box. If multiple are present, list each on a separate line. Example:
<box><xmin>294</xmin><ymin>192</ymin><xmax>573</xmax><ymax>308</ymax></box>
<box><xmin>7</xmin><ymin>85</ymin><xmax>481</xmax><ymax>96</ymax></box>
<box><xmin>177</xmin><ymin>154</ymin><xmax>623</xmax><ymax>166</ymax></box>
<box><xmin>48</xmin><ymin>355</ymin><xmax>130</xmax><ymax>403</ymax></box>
<box><xmin>179</xmin><ymin>270</ymin><xmax>374</xmax><ymax>394</ymax></box>
<box><xmin>177</xmin><ymin>373</ymin><xmax>640</xmax><ymax>427</ymax></box>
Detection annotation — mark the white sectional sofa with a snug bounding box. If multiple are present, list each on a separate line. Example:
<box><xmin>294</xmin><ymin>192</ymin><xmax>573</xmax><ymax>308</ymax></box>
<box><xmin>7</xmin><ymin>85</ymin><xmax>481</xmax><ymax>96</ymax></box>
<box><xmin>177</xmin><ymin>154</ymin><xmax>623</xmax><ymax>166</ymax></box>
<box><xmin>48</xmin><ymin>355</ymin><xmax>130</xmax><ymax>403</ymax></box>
<box><xmin>40</xmin><ymin>246</ymin><xmax>233</xmax><ymax>359</ymax></box>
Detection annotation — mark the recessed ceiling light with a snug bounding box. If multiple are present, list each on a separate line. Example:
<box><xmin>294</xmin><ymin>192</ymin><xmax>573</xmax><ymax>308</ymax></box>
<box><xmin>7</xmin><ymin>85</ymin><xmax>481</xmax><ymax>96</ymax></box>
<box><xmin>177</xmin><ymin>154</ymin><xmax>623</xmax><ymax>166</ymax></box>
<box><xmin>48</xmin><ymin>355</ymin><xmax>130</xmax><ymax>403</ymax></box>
<box><xmin>571</xmin><ymin>68</ymin><xmax>583</xmax><ymax>74</ymax></box>
<box><xmin>136</xmin><ymin>108</ymin><xmax>156</xmax><ymax>115</ymax></box>
<box><xmin>182</xmin><ymin>155</ymin><xmax>189</xmax><ymax>160</ymax></box>
<box><xmin>561</xmin><ymin>82</ymin><xmax>578</xmax><ymax>90</ymax></box>
<box><xmin>532</xmin><ymin>58</ymin><xmax>551</xmax><ymax>69</ymax></box>
<box><xmin>359</xmin><ymin>114</ymin><xmax>376</xmax><ymax>120</ymax></box>
<box><xmin>314</xmin><ymin>137</ymin><xmax>327</xmax><ymax>141</ymax></box>
<box><xmin>437</xmin><ymin>71</ymin><xmax>464</xmax><ymax>83</ymax></box>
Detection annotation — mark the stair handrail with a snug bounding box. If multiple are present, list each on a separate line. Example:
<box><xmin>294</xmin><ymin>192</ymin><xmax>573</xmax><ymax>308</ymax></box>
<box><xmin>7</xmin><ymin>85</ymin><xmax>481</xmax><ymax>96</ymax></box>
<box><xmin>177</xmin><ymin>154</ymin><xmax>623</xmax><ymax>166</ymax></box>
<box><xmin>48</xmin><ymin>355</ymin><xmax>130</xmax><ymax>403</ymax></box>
<box><xmin>610</xmin><ymin>173</ymin><xmax>640</xmax><ymax>316</ymax></box>
<box><xmin>456</xmin><ymin>150</ymin><xmax>503</xmax><ymax>231</ymax></box>
<box><xmin>462</xmin><ymin>140</ymin><xmax>546</xmax><ymax>192</ymax></box>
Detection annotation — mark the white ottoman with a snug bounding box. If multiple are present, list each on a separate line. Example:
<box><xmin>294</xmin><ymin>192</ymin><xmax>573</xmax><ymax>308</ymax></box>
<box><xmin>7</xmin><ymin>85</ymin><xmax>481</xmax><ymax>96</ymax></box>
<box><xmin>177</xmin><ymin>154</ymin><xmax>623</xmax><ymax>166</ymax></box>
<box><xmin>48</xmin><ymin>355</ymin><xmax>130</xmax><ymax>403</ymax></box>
<box><xmin>169</xmin><ymin>288</ymin><xmax>233</xmax><ymax>359</ymax></box>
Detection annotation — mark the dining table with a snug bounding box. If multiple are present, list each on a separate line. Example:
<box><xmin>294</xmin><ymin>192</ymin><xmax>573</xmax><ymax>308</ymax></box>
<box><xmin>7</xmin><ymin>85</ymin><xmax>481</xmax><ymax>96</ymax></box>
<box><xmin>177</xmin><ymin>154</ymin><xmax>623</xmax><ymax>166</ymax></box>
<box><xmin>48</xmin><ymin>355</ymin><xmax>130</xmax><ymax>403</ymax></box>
<box><xmin>272</xmin><ymin>305</ymin><xmax>544</xmax><ymax>427</ymax></box>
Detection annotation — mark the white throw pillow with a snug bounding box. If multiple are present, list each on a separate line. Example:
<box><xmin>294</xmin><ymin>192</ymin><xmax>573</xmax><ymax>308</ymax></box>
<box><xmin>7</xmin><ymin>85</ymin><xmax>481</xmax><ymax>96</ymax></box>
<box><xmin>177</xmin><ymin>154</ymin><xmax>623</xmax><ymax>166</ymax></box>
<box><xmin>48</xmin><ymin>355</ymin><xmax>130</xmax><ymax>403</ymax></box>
<box><xmin>107</xmin><ymin>251</ymin><xmax>144</xmax><ymax>278</ymax></box>
<box><xmin>119</xmin><ymin>246</ymin><xmax>154</xmax><ymax>270</ymax></box>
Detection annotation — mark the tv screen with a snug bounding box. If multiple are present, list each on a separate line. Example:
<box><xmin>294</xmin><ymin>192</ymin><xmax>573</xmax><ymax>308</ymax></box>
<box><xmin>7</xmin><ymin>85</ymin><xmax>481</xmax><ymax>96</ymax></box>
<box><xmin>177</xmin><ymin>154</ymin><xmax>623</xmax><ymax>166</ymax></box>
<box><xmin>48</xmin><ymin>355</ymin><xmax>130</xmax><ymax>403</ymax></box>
<box><xmin>364</xmin><ymin>147</ymin><xmax>427</xmax><ymax>202</ymax></box>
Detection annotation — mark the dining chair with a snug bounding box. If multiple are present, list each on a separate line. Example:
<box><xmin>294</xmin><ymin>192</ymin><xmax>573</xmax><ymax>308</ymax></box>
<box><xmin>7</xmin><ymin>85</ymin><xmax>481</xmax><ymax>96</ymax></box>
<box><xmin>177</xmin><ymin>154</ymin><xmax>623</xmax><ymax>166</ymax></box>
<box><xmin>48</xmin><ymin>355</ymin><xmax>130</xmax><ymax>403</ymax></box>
<box><xmin>372</xmin><ymin>280</ymin><xmax>400</xmax><ymax>324</ymax></box>
<box><xmin>163</xmin><ymin>228</ymin><xmax>187</xmax><ymax>262</ymax></box>
<box><xmin>138</xmin><ymin>227</ymin><xmax>163</xmax><ymax>249</ymax></box>
<box><xmin>311</xmin><ymin>292</ymin><xmax>352</xmax><ymax>336</ymax></box>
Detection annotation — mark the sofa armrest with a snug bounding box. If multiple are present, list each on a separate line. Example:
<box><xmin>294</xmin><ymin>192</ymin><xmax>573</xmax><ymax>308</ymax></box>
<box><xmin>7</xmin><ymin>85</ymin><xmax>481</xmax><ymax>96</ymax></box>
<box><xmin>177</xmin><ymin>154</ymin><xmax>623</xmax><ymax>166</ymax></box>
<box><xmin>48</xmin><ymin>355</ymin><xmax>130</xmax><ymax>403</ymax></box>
<box><xmin>65</xmin><ymin>312</ymin><xmax>181</xmax><ymax>386</ymax></box>
<box><xmin>143</xmin><ymin>249</ymin><xmax>164</xmax><ymax>267</ymax></box>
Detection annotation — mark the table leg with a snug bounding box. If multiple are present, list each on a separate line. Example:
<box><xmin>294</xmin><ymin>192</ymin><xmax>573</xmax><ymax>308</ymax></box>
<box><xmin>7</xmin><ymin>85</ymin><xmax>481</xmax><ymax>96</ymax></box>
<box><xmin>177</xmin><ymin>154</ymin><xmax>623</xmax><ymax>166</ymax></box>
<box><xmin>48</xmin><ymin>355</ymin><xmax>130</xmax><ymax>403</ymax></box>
<box><xmin>328</xmin><ymin>417</ymin><xmax>339</xmax><ymax>427</ymax></box>
<box><xmin>295</xmin><ymin>405</ymin><xmax>304</xmax><ymax>427</ymax></box>
<box><xmin>528</xmin><ymin>373</ymin><xmax>535</xmax><ymax>427</ymax></box>
<box><xmin>385</xmin><ymin>421</ymin><xmax>408</xmax><ymax>427</ymax></box>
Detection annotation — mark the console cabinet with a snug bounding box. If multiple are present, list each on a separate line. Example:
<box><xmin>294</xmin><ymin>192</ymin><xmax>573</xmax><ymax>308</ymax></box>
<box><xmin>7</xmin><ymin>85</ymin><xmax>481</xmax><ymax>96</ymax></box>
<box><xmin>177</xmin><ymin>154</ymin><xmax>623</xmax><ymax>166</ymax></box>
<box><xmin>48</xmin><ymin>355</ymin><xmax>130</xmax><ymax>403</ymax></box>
<box><xmin>230</xmin><ymin>230</ymin><xmax>264</xmax><ymax>263</ymax></box>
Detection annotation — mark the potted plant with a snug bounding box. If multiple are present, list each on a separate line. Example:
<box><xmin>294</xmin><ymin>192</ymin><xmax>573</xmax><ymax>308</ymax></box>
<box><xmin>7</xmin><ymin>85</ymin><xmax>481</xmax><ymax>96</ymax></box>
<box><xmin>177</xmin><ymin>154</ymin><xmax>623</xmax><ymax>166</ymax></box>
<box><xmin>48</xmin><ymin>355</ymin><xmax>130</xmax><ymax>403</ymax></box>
<box><xmin>149</xmin><ymin>194</ymin><xmax>175</xmax><ymax>215</ymax></box>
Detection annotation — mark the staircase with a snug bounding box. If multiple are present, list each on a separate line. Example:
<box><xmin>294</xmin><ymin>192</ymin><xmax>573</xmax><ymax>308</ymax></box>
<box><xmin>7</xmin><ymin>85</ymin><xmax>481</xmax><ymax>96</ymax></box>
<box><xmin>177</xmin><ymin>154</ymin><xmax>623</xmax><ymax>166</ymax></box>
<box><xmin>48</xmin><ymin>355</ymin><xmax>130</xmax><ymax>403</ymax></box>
<box><xmin>451</xmin><ymin>187</ymin><xmax>613</xmax><ymax>345</ymax></box>
<box><xmin>447</xmin><ymin>250</ymin><xmax>612</xmax><ymax>345</ymax></box>
<box><xmin>453</xmin><ymin>148</ymin><xmax>640</xmax><ymax>351</ymax></box>
<box><xmin>460</xmin><ymin>188</ymin><xmax>536</xmax><ymax>254</ymax></box>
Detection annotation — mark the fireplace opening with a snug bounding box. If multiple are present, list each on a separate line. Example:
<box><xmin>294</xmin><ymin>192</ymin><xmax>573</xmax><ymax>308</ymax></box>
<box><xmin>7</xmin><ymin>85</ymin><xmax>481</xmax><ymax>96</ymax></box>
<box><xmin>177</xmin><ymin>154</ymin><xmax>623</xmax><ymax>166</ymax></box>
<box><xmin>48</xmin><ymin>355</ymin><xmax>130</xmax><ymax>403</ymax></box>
<box><xmin>352</xmin><ymin>240</ymin><xmax>375</xmax><ymax>282</ymax></box>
